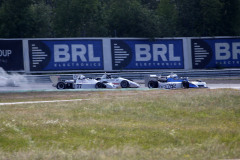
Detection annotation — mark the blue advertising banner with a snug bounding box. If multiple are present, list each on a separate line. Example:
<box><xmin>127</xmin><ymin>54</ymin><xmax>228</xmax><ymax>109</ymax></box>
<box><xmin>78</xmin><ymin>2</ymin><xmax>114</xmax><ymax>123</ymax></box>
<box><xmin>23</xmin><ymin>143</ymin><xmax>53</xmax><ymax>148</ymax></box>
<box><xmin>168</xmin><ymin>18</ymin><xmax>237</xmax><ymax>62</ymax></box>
<box><xmin>192</xmin><ymin>38</ymin><xmax>240</xmax><ymax>69</ymax></box>
<box><xmin>0</xmin><ymin>40</ymin><xmax>24</xmax><ymax>71</ymax></box>
<box><xmin>111</xmin><ymin>39</ymin><xmax>184</xmax><ymax>70</ymax></box>
<box><xmin>29</xmin><ymin>40</ymin><xmax>104</xmax><ymax>71</ymax></box>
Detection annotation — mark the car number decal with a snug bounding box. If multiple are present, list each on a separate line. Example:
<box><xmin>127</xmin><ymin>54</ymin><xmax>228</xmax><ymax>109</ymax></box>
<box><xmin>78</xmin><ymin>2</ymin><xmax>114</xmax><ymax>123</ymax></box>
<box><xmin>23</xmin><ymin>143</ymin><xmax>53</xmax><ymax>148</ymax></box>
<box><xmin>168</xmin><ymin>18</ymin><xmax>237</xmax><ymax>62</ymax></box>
<box><xmin>76</xmin><ymin>84</ymin><xmax>82</xmax><ymax>88</ymax></box>
<box><xmin>160</xmin><ymin>84</ymin><xmax>177</xmax><ymax>89</ymax></box>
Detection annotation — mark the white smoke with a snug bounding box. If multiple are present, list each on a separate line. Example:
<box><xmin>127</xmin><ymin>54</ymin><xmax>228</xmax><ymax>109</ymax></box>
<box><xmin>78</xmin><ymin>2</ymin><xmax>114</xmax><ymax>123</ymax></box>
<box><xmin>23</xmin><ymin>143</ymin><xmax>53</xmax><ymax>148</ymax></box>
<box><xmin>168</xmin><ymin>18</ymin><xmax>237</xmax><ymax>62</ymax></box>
<box><xmin>0</xmin><ymin>67</ymin><xmax>27</xmax><ymax>87</ymax></box>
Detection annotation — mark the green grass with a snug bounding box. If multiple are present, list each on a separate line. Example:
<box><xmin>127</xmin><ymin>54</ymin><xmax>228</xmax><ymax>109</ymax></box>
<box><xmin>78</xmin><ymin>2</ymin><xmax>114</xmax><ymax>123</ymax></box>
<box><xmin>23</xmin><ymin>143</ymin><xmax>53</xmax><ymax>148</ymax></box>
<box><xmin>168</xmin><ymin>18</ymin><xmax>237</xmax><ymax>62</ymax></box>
<box><xmin>0</xmin><ymin>89</ymin><xmax>240</xmax><ymax>159</ymax></box>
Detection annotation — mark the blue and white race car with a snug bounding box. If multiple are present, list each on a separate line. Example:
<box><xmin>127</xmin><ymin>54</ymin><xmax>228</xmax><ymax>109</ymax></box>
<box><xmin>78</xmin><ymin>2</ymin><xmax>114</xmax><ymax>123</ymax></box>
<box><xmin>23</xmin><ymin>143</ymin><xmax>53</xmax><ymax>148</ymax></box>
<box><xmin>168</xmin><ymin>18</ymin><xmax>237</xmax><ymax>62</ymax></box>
<box><xmin>146</xmin><ymin>73</ymin><xmax>207</xmax><ymax>89</ymax></box>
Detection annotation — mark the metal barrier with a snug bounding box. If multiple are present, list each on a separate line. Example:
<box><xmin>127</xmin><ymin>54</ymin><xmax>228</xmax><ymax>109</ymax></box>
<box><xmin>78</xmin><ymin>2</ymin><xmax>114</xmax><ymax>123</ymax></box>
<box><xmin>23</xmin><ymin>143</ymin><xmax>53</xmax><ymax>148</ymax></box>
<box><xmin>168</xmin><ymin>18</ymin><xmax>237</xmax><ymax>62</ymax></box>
<box><xmin>24</xmin><ymin>69</ymin><xmax>240</xmax><ymax>83</ymax></box>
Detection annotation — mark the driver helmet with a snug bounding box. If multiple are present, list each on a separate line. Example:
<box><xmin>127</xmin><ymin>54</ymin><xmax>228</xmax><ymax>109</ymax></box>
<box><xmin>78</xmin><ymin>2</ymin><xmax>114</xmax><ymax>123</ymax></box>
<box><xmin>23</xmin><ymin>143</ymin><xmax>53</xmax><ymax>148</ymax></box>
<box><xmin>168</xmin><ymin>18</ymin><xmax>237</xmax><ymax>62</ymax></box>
<box><xmin>170</xmin><ymin>74</ymin><xmax>178</xmax><ymax>79</ymax></box>
<box><xmin>78</xmin><ymin>75</ymin><xmax>86</xmax><ymax>80</ymax></box>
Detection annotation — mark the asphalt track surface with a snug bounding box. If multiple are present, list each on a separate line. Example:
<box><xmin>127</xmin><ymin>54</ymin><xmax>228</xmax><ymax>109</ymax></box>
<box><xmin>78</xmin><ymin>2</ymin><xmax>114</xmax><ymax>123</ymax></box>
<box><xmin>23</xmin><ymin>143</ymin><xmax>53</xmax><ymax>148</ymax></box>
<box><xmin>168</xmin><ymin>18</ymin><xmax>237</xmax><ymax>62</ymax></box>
<box><xmin>0</xmin><ymin>81</ymin><xmax>240</xmax><ymax>93</ymax></box>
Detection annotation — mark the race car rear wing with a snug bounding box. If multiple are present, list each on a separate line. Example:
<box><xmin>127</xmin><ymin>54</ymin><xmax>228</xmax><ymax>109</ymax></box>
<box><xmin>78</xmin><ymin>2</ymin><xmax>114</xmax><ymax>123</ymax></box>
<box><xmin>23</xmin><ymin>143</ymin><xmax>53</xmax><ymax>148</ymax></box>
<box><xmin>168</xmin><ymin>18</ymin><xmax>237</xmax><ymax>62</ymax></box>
<box><xmin>144</xmin><ymin>75</ymin><xmax>168</xmax><ymax>87</ymax></box>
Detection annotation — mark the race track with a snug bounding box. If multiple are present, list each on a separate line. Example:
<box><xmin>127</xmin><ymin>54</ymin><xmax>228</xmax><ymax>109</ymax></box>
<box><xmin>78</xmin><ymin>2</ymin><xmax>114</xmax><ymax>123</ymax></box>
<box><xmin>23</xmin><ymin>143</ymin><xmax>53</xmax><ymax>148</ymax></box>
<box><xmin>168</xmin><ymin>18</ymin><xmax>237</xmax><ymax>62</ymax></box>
<box><xmin>0</xmin><ymin>81</ymin><xmax>239</xmax><ymax>93</ymax></box>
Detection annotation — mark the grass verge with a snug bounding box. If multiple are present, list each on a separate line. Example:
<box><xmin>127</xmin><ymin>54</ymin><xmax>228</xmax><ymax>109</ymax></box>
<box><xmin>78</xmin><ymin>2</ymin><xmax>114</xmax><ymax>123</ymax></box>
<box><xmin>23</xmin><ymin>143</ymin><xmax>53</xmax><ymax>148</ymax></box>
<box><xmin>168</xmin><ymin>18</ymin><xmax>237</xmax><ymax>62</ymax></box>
<box><xmin>0</xmin><ymin>89</ymin><xmax>240</xmax><ymax>159</ymax></box>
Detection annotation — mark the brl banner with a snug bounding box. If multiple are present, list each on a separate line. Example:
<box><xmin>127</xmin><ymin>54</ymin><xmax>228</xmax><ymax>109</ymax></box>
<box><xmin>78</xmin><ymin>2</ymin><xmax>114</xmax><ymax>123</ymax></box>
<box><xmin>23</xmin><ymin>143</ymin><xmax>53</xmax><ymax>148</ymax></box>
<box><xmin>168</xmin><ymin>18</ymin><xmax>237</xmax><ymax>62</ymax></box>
<box><xmin>0</xmin><ymin>40</ymin><xmax>24</xmax><ymax>71</ymax></box>
<box><xmin>111</xmin><ymin>39</ymin><xmax>184</xmax><ymax>70</ymax></box>
<box><xmin>192</xmin><ymin>38</ymin><xmax>240</xmax><ymax>69</ymax></box>
<box><xmin>28</xmin><ymin>40</ymin><xmax>104</xmax><ymax>71</ymax></box>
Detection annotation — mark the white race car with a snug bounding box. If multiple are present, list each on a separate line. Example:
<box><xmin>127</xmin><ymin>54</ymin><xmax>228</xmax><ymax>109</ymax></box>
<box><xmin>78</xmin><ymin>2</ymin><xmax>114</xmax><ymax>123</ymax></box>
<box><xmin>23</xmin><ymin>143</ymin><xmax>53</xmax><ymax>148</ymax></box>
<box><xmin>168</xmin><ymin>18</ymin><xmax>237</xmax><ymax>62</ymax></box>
<box><xmin>96</xmin><ymin>74</ymin><xmax>140</xmax><ymax>88</ymax></box>
<box><xmin>50</xmin><ymin>74</ymin><xmax>117</xmax><ymax>89</ymax></box>
<box><xmin>145</xmin><ymin>73</ymin><xmax>207</xmax><ymax>89</ymax></box>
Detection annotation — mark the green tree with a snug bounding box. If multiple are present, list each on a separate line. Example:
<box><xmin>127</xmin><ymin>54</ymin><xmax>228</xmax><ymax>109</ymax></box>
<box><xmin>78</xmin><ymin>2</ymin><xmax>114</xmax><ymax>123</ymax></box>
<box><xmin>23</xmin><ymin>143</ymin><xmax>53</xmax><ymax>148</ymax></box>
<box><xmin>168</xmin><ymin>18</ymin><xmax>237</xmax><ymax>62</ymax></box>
<box><xmin>30</xmin><ymin>0</ymin><xmax>53</xmax><ymax>37</ymax></box>
<box><xmin>140</xmin><ymin>0</ymin><xmax>160</xmax><ymax>10</ymax></box>
<box><xmin>107</xmin><ymin>0</ymin><xmax>159</xmax><ymax>37</ymax></box>
<box><xmin>0</xmin><ymin>0</ymin><xmax>34</xmax><ymax>38</ymax></box>
<box><xmin>175</xmin><ymin>0</ymin><xmax>240</xmax><ymax>36</ymax></box>
<box><xmin>0</xmin><ymin>0</ymin><xmax>240</xmax><ymax>38</ymax></box>
<box><xmin>198</xmin><ymin>0</ymin><xmax>223</xmax><ymax>36</ymax></box>
<box><xmin>175</xmin><ymin>0</ymin><xmax>202</xmax><ymax>36</ymax></box>
<box><xmin>219</xmin><ymin>0</ymin><xmax>240</xmax><ymax>36</ymax></box>
<box><xmin>82</xmin><ymin>0</ymin><xmax>109</xmax><ymax>37</ymax></box>
<box><xmin>156</xmin><ymin>0</ymin><xmax>178</xmax><ymax>37</ymax></box>
<box><xmin>53</xmin><ymin>0</ymin><xmax>104</xmax><ymax>37</ymax></box>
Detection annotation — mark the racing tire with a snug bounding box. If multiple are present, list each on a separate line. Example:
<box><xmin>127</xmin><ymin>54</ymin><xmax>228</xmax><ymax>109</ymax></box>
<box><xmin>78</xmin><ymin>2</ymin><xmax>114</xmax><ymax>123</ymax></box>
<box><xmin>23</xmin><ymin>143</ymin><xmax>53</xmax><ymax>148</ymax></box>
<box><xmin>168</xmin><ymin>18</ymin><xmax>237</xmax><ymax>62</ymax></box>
<box><xmin>101</xmin><ymin>83</ymin><xmax>107</xmax><ymax>88</ymax></box>
<box><xmin>120</xmin><ymin>80</ymin><xmax>129</xmax><ymax>88</ymax></box>
<box><xmin>95</xmin><ymin>82</ymin><xmax>105</xmax><ymax>89</ymax></box>
<box><xmin>148</xmin><ymin>80</ymin><xmax>158</xmax><ymax>88</ymax></box>
<box><xmin>182</xmin><ymin>81</ymin><xmax>189</xmax><ymax>88</ymax></box>
<box><xmin>56</xmin><ymin>82</ymin><xmax>65</xmax><ymax>89</ymax></box>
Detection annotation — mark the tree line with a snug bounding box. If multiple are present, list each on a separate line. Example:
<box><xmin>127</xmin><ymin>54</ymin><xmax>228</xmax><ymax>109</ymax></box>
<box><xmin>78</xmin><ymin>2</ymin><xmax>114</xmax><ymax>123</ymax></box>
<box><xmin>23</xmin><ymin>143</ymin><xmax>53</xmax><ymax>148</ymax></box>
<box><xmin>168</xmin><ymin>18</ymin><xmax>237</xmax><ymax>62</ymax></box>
<box><xmin>0</xmin><ymin>0</ymin><xmax>240</xmax><ymax>38</ymax></box>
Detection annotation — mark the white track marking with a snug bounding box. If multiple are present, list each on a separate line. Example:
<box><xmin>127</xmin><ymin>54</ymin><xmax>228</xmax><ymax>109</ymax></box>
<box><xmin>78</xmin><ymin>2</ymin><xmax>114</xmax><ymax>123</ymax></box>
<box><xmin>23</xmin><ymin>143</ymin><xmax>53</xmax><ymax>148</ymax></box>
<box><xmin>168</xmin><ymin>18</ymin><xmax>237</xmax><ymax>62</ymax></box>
<box><xmin>0</xmin><ymin>99</ymin><xmax>90</xmax><ymax>106</ymax></box>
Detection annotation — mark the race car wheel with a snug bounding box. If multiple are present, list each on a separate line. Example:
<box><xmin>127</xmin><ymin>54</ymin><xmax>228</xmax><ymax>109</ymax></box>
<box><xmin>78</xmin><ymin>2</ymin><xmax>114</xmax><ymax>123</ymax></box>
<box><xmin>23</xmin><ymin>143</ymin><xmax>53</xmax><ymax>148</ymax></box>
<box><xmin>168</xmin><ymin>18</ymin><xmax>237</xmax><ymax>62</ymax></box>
<box><xmin>57</xmin><ymin>82</ymin><xmax>65</xmax><ymax>89</ymax></box>
<box><xmin>95</xmin><ymin>82</ymin><xmax>104</xmax><ymax>88</ymax></box>
<box><xmin>182</xmin><ymin>81</ymin><xmax>189</xmax><ymax>88</ymax></box>
<box><xmin>101</xmin><ymin>82</ymin><xmax>107</xmax><ymax>88</ymax></box>
<box><xmin>148</xmin><ymin>80</ymin><xmax>158</xmax><ymax>88</ymax></box>
<box><xmin>120</xmin><ymin>80</ymin><xmax>129</xmax><ymax>88</ymax></box>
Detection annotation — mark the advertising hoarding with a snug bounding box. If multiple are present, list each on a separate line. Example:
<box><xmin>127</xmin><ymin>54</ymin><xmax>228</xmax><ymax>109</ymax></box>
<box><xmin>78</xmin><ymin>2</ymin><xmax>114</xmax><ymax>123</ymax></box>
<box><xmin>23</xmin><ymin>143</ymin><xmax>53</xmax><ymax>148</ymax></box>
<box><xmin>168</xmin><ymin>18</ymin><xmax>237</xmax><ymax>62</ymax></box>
<box><xmin>192</xmin><ymin>38</ymin><xmax>240</xmax><ymax>69</ymax></box>
<box><xmin>0</xmin><ymin>40</ymin><xmax>24</xmax><ymax>71</ymax></box>
<box><xmin>111</xmin><ymin>39</ymin><xmax>184</xmax><ymax>70</ymax></box>
<box><xmin>28</xmin><ymin>39</ymin><xmax>104</xmax><ymax>71</ymax></box>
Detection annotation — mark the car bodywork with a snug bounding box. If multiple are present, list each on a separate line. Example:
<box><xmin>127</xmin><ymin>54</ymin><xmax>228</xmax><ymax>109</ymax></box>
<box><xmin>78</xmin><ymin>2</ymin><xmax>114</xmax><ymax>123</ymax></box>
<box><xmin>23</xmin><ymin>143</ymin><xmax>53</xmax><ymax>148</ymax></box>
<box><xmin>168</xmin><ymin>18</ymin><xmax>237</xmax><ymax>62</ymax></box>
<box><xmin>50</xmin><ymin>74</ymin><xmax>117</xmax><ymax>89</ymax></box>
<box><xmin>145</xmin><ymin>73</ymin><xmax>207</xmax><ymax>89</ymax></box>
<box><xmin>96</xmin><ymin>74</ymin><xmax>140</xmax><ymax>88</ymax></box>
